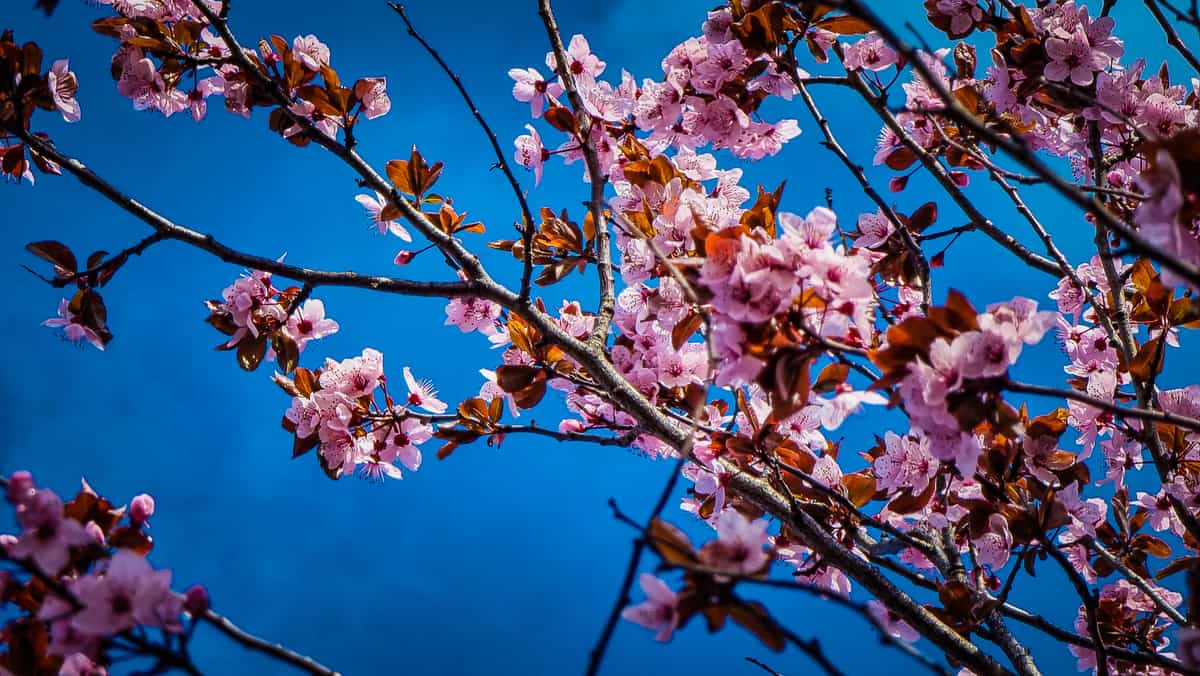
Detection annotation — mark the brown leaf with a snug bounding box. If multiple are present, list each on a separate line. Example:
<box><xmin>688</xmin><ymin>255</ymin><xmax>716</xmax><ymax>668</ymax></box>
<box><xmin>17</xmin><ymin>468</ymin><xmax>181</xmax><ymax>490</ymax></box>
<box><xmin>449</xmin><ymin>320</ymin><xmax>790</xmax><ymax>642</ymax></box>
<box><xmin>815</xmin><ymin>14</ymin><xmax>875</xmax><ymax>35</ymax></box>
<box><xmin>647</xmin><ymin>518</ymin><xmax>697</xmax><ymax>565</ymax></box>
<box><xmin>26</xmin><ymin>240</ymin><xmax>77</xmax><ymax>274</ymax></box>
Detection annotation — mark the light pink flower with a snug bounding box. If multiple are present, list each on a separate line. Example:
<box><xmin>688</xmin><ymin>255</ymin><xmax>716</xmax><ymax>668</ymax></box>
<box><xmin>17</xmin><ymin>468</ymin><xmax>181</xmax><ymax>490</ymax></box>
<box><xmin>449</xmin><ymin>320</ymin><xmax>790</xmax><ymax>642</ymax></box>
<box><xmin>8</xmin><ymin>489</ymin><xmax>91</xmax><ymax>575</ymax></box>
<box><xmin>48</xmin><ymin>59</ymin><xmax>81</xmax><ymax>123</ymax></box>
<box><xmin>507</xmin><ymin>67</ymin><xmax>562</xmax><ymax>117</ymax></box>
<box><xmin>355</xmin><ymin>191</ymin><xmax>412</xmax><ymax>241</ymax></box>
<box><xmin>621</xmin><ymin>573</ymin><xmax>678</xmax><ymax>641</ymax></box>
<box><xmin>285</xmin><ymin>299</ymin><xmax>340</xmax><ymax>349</ymax></box>
<box><xmin>71</xmin><ymin>550</ymin><xmax>182</xmax><ymax>636</ymax></box>
<box><xmin>403</xmin><ymin>366</ymin><xmax>447</xmax><ymax>414</ymax></box>
<box><xmin>292</xmin><ymin>35</ymin><xmax>330</xmax><ymax>71</ymax></box>
<box><xmin>546</xmin><ymin>34</ymin><xmax>605</xmax><ymax>82</ymax></box>
<box><xmin>357</xmin><ymin>77</ymin><xmax>391</xmax><ymax>120</ymax></box>
<box><xmin>44</xmin><ymin>299</ymin><xmax>105</xmax><ymax>351</ymax></box>
<box><xmin>514</xmin><ymin>124</ymin><xmax>548</xmax><ymax>186</ymax></box>
<box><xmin>699</xmin><ymin>510</ymin><xmax>771</xmax><ymax>575</ymax></box>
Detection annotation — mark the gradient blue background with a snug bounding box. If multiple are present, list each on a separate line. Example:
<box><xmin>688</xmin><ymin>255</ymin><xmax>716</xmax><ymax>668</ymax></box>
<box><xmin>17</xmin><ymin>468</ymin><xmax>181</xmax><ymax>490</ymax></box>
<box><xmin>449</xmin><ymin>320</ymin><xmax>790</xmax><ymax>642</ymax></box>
<box><xmin>2</xmin><ymin>1</ymin><xmax>1194</xmax><ymax>674</ymax></box>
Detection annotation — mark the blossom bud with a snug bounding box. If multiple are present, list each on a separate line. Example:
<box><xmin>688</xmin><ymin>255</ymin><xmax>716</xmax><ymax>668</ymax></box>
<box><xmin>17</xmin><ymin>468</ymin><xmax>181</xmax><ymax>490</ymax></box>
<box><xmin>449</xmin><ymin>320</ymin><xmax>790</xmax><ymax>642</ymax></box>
<box><xmin>0</xmin><ymin>534</ymin><xmax>16</xmax><ymax>553</ymax></box>
<box><xmin>6</xmin><ymin>471</ymin><xmax>35</xmax><ymax>505</ymax></box>
<box><xmin>949</xmin><ymin>171</ymin><xmax>970</xmax><ymax>187</ymax></box>
<box><xmin>130</xmin><ymin>493</ymin><xmax>155</xmax><ymax>526</ymax></box>
<box><xmin>184</xmin><ymin>584</ymin><xmax>210</xmax><ymax>616</ymax></box>
<box><xmin>558</xmin><ymin>419</ymin><xmax>587</xmax><ymax>434</ymax></box>
<box><xmin>394</xmin><ymin>250</ymin><xmax>416</xmax><ymax>266</ymax></box>
<box><xmin>85</xmin><ymin>520</ymin><xmax>105</xmax><ymax>544</ymax></box>
<box><xmin>888</xmin><ymin>175</ymin><xmax>908</xmax><ymax>193</ymax></box>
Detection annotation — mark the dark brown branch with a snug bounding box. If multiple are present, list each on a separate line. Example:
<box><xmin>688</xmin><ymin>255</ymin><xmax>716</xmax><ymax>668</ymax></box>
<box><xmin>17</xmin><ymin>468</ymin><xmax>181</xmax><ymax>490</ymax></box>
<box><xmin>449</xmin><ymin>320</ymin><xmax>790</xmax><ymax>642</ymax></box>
<box><xmin>1005</xmin><ymin>378</ymin><xmax>1200</xmax><ymax>434</ymax></box>
<box><xmin>586</xmin><ymin>459</ymin><xmax>687</xmax><ymax>676</ymax></box>
<box><xmin>537</xmin><ymin>0</ymin><xmax>616</xmax><ymax>350</ymax></box>
<box><xmin>199</xmin><ymin>610</ymin><xmax>341</xmax><ymax>676</ymax></box>
<box><xmin>11</xmin><ymin>130</ymin><xmax>477</xmax><ymax>301</ymax></box>
<box><xmin>1145</xmin><ymin>0</ymin><xmax>1200</xmax><ymax>75</ymax></box>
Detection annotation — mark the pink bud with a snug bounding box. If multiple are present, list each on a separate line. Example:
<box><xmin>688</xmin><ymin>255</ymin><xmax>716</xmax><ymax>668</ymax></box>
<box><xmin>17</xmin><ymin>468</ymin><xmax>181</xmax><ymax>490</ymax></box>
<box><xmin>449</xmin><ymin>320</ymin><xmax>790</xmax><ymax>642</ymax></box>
<box><xmin>130</xmin><ymin>493</ymin><xmax>155</xmax><ymax>526</ymax></box>
<box><xmin>0</xmin><ymin>534</ymin><xmax>17</xmax><ymax>553</ymax></box>
<box><xmin>184</xmin><ymin>584</ymin><xmax>210</xmax><ymax>616</ymax></box>
<box><xmin>558</xmin><ymin>419</ymin><xmax>587</xmax><ymax>434</ymax></box>
<box><xmin>888</xmin><ymin>175</ymin><xmax>908</xmax><ymax>192</ymax></box>
<box><xmin>949</xmin><ymin>171</ymin><xmax>970</xmax><ymax>187</ymax></box>
<box><xmin>394</xmin><ymin>250</ymin><xmax>416</xmax><ymax>266</ymax></box>
<box><xmin>85</xmin><ymin>520</ymin><xmax>105</xmax><ymax>544</ymax></box>
<box><xmin>6</xmin><ymin>471</ymin><xmax>35</xmax><ymax>504</ymax></box>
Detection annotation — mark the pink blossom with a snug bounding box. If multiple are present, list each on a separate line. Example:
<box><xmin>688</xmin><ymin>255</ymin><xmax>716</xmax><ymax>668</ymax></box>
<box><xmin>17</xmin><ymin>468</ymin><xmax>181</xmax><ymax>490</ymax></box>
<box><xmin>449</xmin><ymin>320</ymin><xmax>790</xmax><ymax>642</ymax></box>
<box><xmin>698</xmin><ymin>510</ymin><xmax>771</xmax><ymax>575</ymax></box>
<box><xmin>854</xmin><ymin>210</ymin><xmax>895</xmax><ymax>248</ymax></box>
<box><xmin>1044</xmin><ymin>28</ymin><xmax>1109</xmax><ymax>86</ymax></box>
<box><xmin>285</xmin><ymin>299</ymin><xmax>340</xmax><ymax>350</ymax></box>
<box><xmin>867</xmin><ymin>600</ymin><xmax>919</xmax><ymax>642</ymax></box>
<box><xmin>59</xmin><ymin>653</ymin><xmax>106</xmax><ymax>676</ymax></box>
<box><xmin>292</xmin><ymin>35</ymin><xmax>330</xmax><ymax>71</ymax></box>
<box><xmin>621</xmin><ymin>573</ymin><xmax>678</xmax><ymax>641</ymax></box>
<box><xmin>319</xmin><ymin>348</ymin><xmax>385</xmax><ymax>398</ymax></box>
<box><xmin>546</xmin><ymin>34</ymin><xmax>605</xmax><ymax>82</ymax></box>
<box><xmin>874</xmin><ymin>431</ymin><xmax>937</xmax><ymax>495</ymax></box>
<box><xmin>71</xmin><ymin>550</ymin><xmax>183</xmax><ymax>635</ymax></box>
<box><xmin>935</xmin><ymin>0</ymin><xmax>982</xmax><ymax>35</ymax></box>
<box><xmin>129</xmin><ymin>493</ymin><xmax>154</xmax><ymax>526</ymax></box>
<box><xmin>403</xmin><ymin>366</ymin><xmax>447</xmax><ymax>414</ymax></box>
<box><xmin>44</xmin><ymin>299</ymin><xmax>105</xmax><ymax>351</ymax></box>
<box><xmin>445</xmin><ymin>296</ymin><xmax>502</xmax><ymax>333</ymax></box>
<box><xmin>357</xmin><ymin>77</ymin><xmax>391</xmax><ymax>120</ymax></box>
<box><xmin>843</xmin><ymin>34</ymin><xmax>899</xmax><ymax>72</ymax></box>
<box><xmin>8</xmin><ymin>489</ymin><xmax>91</xmax><ymax>575</ymax></box>
<box><xmin>48</xmin><ymin>59</ymin><xmax>81</xmax><ymax>123</ymax></box>
<box><xmin>354</xmin><ymin>191</ymin><xmax>412</xmax><ymax>241</ymax></box>
<box><xmin>513</xmin><ymin>124</ymin><xmax>548</xmax><ymax>186</ymax></box>
<box><xmin>508</xmin><ymin>67</ymin><xmax>563</xmax><ymax>117</ymax></box>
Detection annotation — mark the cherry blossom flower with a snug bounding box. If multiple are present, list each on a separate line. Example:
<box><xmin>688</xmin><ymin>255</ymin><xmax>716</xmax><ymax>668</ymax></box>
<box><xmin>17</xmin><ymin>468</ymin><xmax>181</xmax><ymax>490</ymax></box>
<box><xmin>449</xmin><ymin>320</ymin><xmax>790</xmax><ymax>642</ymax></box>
<box><xmin>698</xmin><ymin>510</ymin><xmax>771</xmax><ymax>576</ymax></box>
<box><xmin>546</xmin><ymin>34</ymin><xmax>605</xmax><ymax>82</ymax></box>
<box><xmin>292</xmin><ymin>35</ymin><xmax>330</xmax><ymax>71</ymax></box>
<box><xmin>621</xmin><ymin>573</ymin><xmax>678</xmax><ymax>641</ymax></box>
<box><xmin>44</xmin><ymin>299</ymin><xmax>105</xmax><ymax>350</ymax></box>
<box><xmin>508</xmin><ymin>67</ymin><xmax>563</xmax><ymax>117</ymax></box>
<box><xmin>354</xmin><ymin>191</ymin><xmax>412</xmax><ymax>241</ymax></box>
<box><xmin>8</xmin><ymin>489</ymin><xmax>91</xmax><ymax>575</ymax></box>
<box><xmin>843</xmin><ymin>34</ymin><xmax>899</xmax><ymax>72</ymax></box>
<box><xmin>48</xmin><ymin>59</ymin><xmax>81</xmax><ymax>123</ymax></box>
<box><xmin>285</xmin><ymin>299</ymin><xmax>340</xmax><ymax>350</ymax></box>
<box><xmin>514</xmin><ymin>124</ymin><xmax>548</xmax><ymax>186</ymax></box>
<box><xmin>403</xmin><ymin>366</ymin><xmax>447</xmax><ymax>414</ymax></box>
<box><xmin>357</xmin><ymin>77</ymin><xmax>391</xmax><ymax>120</ymax></box>
<box><xmin>71</xmin><ymin>550</ymin><xmax>183</xmax><ymax>636</ymax></box>
<box><xmin>867</xmin><ymin>600</ymin><xmax>920</xmax><ymax>642</ymax></box>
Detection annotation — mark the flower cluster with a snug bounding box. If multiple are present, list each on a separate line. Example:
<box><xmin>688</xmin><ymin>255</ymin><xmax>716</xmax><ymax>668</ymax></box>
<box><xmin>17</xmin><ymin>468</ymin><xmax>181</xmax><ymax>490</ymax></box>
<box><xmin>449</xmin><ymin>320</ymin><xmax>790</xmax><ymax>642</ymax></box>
<box><xmin>1</xmin><ymin>472</ymin><xmax>200</xmax><ymax>675</ymax></box>
<box><xmin>282</xmin><ymin>349</ymin><xmax>442</xmax><ymax>481</ymax></box>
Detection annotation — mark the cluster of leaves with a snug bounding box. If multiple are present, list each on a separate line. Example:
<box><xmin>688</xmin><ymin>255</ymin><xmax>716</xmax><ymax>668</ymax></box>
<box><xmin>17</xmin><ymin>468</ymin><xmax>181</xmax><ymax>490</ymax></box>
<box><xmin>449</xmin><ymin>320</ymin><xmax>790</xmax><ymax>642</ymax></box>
<box><xmin>25</xmin><ymin>240</ymin><xmax>116</xmax><ymax>349</ymax></box>
<box><xmin>490</xmin><ymin>206</ymin><xmax>597</xmax><ymax>286</ymax></box>
<box><xmin>385</xmin><ymin>145</ymin><xmax>484</xmax><ymax>236</ymax></box>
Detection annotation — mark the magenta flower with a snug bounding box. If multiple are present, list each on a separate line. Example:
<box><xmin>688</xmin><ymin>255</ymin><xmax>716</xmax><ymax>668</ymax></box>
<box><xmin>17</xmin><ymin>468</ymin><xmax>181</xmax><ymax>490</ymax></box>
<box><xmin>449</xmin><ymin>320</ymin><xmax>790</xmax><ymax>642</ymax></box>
<box><xmin>620</xmin><ymin>573</ymin><xmax>678</xmax><ymax>641</ymax></box>
<box><xmin>44</xmin><ymin>299</ymin><xmax>105</xmax><ymax>351</ymax></box>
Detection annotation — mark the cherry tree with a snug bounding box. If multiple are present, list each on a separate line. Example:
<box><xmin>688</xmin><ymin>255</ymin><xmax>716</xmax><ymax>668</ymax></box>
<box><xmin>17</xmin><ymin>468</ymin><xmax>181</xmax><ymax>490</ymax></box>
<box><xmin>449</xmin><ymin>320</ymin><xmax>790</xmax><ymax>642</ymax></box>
<box><xmin>5</xmin><ymin>0</ymin><xmax>1200</xmax><ymax>674</ymax></box>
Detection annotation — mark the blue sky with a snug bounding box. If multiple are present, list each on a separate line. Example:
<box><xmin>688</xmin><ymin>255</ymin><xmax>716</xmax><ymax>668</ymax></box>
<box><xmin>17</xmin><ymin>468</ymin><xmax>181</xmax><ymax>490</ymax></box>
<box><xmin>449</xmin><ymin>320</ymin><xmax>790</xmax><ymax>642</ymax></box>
<box><xmin>2</xmin><ymin>1</ymin><xmax>1195</xmax><ymax>675</ymax></box>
